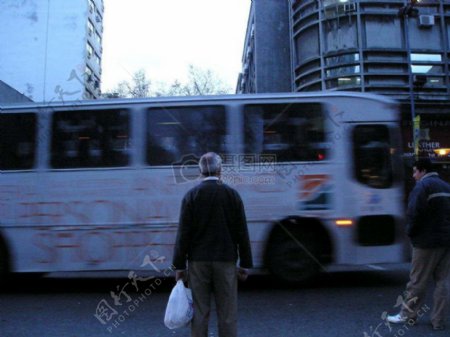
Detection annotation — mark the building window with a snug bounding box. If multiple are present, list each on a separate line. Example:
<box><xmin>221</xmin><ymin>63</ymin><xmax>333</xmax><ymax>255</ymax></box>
<box><xmin>0</xmin><ymin>113</ymin><xmax>36</xmax><ymax>170</ymax></box>
<box><xmin>427</xmin><ymin>77</ymin><xmax>444</xmax><ymax>86</ymax></box>
<box><xmin>94</xmin><ymin>53</ymin><xmax>101</xmax><ymax>66</ymax></box>
<box><xmin>326</xmin><ymin>76</ymin><xmax>361</xmax><ymax>89</ymax></box>
<box><xmin>325</xmin><ymin>53</ymin><xmax>359</xmax><ymax>66</ymax></box>
<box><xmin>95</xmin><ymin>10</ymin><xmax>102</xmax><ymax>23</ymax></box>
<box><xmin>411</xmin><ymin>64</ymin><xmax>442</xmax><ymax>74</ymax></box>
<box><xmin>51</xmin><ymin>110</ymin><xmax>130</xmax><ymax>168</ymax></box>
<box><xmin>87</xmin><ymin>42</ymin><xmax>94</xmax><ymax>59</ymax></box>
<box><xmin>411</xmin><ymin>53</ymin><xmax>442</xmax><ymax>62</ymax></box>
<box><xmin>410</xmin><ymin>53</ymin><xmax>443</xmax><ymax>85</ymax></box>
<box><xmin>93</xmin><ymin>76</ymin><xmax>100</xmax><ymax>90</ymax></box>
<box><xmin>88</xmin><ymin>20</ymin><xmax>94</xmax><ymax>36</ymax></box>
<box><xmin>146</xmin><ymin>106</ymin><xmax>226</xmax><ymax>166</ymax></box>
<box><xmin>95</xmin><ymin>31</ymin><xmax>102</xmax><ymax>45</ymax></box>
<box><xmin>89</xmin><ymin>0</ymin><xmax>95</xmax><ymax>13</ymax></box>
<box><xmin>85</xmin><ymin>66</ymin><xmax>93</xmax><ymax>82</ymax></box>
<box><xmin>84</xmin><ymin>90</ymin><xmax>93</xmax><ymax>100</ymax></box>
<box><xmin>338</xmin><ymin>76</ymin><xmax>361</xmax><ymax>87</ymax></box>
<box><xmin>326</xmin><ymin>65</ymin><xmax>360</xmax><ymax>78</ymax></box>
<box><xmin>323</xmin><ymin>0</ymin><xmax>356</xmax><ymax>18</ymax></box>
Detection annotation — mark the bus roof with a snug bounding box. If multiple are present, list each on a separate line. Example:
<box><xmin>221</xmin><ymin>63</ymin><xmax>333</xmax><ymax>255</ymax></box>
<box><xmin>0</xmin><ymin>91</ymin><xmax>397</xmax><ymax>111</ymax></box>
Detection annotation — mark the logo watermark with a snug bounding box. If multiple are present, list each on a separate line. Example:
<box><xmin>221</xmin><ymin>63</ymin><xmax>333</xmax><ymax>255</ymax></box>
<box><xmin>171</xmin><ymin>153</ymin><xmax>277</xmax><ymax>185</ymax></box>
<box><xmin>363</xmin><ymin>292</ymin><xmax>430</xmax><ymax>337</ymax></box>
<box><xmin>93</xmin><ymin>250</ymin><xmax>174</xmax><ymax>333</ymax></box>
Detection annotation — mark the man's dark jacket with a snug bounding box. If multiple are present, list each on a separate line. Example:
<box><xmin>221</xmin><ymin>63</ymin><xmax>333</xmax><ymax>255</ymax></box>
<box><xmin>172</xmin><ymin>179</ymin><xmax>253</xmax><ymax>270</ymax></box>
<box><xmin>406</xmin><ymin>172</ymin><xmax>450</xmax><ymax>248</ymax></box>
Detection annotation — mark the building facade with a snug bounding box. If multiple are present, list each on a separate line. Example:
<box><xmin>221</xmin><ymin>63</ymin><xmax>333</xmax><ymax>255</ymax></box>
<box><xmin>238</xmin><ymin>0</ymin><xmax>450</xmax><ymax>163</ymax></box>
<box><xmin>0</xmin><ymin>0</ymin><xmax>104</xmax><ymax>102</ymax></box>
<box><xmin>0</xmin><ymin>80</ymin><xmax>33</xmax><ymax>103</ymax></box>
<box><xmin>290</xmin><ymin>0</ymin><xmax>449</xmax><ymax>98</ymax></box>
<box><xmin>237</xmin><ymin>0</ymin><xmax>292</xmax><ymax>93</ymax></box>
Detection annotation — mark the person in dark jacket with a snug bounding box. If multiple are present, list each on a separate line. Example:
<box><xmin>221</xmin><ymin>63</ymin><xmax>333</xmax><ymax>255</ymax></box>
<box><xmin>388</xmin><ymin>158</ymin><xmax>450</xmax><ymax>330</ymax></box>
<box><xmin>172</xmin><ymin>152</ymin><xmax>253</xmax><ymax>337</ymax></box>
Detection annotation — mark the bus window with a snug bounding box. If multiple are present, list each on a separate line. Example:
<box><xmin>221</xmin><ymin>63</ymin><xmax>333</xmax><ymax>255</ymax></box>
<box><xmin>146</xmin><ymin>106</ymin><xmax>226</xmax><ymax>165</ymax></box>
<box><xmin>353</xmin><ymin>125</ymin><xmax>393</xmax><ymax>188</ymax></box>
<box><xmin>244</xmin><ymin>103</ymin><xmax>326</xmax><ymax>162</ymax></box>
<box><xmin>51</xmin><ymin>109</ymin><xmax>130</xmax><ymax>168</ymax></box>
<box><xmin>0</xmin><ymin>113</ymin><xmax>37</xmax><ymax>170</ymax></box>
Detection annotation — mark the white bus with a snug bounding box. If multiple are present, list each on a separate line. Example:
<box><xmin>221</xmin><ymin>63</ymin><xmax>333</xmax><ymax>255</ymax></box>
<box><xmin>0</xmin><ymin>92</ymin><xmax>406</xmax><ymax>283</ymax></box>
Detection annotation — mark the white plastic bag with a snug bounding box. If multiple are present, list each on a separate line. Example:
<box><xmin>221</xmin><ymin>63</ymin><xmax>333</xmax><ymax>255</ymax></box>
<box><xmin>164</xmin><ymin>280</ymin><xmax>194</xmax><ymax>329</ymax></box>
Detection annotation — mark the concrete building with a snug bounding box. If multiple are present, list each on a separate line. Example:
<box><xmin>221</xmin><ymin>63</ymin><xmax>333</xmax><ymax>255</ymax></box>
<box><xmin>0</xmin><ymin>80</ymin><xmax>33</xmax><ymax>103</ymax></box>
<box><xmin>238</xmin><ymin>0</ymin><xmax>450</xmax><ymax>163</ymax></box>
<box><xmin>237</xmin><ymin>0</ymin><xmax>292</xmax><ymax>93</ymax></box>
<box><xmin>0</xmin><ymin>0</ymin><xmax>104</xmax><ymax>102</ymax></box>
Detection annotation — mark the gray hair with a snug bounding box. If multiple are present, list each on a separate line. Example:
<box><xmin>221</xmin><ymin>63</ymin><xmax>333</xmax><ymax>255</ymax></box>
<box><xmin>199</xmin><ymin>152</ymin><xmax>222</xmax><ymax>176</ymax></box>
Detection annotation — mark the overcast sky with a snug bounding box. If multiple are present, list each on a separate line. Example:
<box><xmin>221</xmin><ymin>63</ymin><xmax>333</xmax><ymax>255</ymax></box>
<box><xmin>101</xmin><ymin>0</ymin><xmax>251</xmax><ymax>92</ymax></box>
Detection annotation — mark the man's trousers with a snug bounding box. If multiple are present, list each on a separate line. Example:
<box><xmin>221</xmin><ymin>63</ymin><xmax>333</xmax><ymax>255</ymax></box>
<box><xmin>188</xmin><ymin>261</ymin><xmax>238</xmax><ymax>337</ymax></box>
<box><xmin>401</xmin><ymin>247</ymin><xmax>450</xmax><ymax>328</ymax></box>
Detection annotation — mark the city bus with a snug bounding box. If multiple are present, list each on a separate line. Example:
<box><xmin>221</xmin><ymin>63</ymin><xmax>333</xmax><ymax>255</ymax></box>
<box><xmin>0</xmin><ymin>92</ymin><xmax>406</xmax><ymax>283</ymax></box>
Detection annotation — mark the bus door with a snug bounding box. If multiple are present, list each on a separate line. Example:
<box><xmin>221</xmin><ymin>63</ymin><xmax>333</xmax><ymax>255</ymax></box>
<box><xmin>348</xmin><ymin>123</ymin><xmax>404</xmax><ymax>263</ymax></box>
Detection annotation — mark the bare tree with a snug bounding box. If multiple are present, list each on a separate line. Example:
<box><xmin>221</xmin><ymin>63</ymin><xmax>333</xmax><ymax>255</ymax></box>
<box><xmin>103</xmin><ymin>69</ymin><xmax>151</xmax><ymax>98</ymax></box>
<box><xmin>176</xmin><ymin>64</ymin><xmax>232</xmax><ymax>96</ymax></box>
<box><xmin>103</xmin><ymin>65</ymin><xmax>232</xmax><ymax>98</ymax></box>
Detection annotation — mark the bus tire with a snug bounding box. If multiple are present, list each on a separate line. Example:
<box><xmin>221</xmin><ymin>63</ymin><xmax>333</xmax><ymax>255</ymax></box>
<box><xmin>0</xmin><ymin>236</ymin><xmax>11</xmax><ymax>285</ymax></box>
<box><xmin>265</xmin><ymin>224</ymin><xmax>321</xmax><ymax>285</ymax></box>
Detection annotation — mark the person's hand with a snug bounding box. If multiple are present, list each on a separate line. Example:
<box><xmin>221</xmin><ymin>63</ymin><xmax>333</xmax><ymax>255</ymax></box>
<box><xmin>175</xmin><ymin>270</ymin><xmax>187</xmax><ymax>282</ymax></box>
<box><xmin>237</xmin><ymin>267</ymin><xmax>249</xmax><ymax>282</ymax></box>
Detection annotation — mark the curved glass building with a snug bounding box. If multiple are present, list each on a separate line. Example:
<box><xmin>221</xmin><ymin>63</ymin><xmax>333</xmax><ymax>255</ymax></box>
<box><xmin>238</xmin><ymin>0</ymin><xmax>450</xmax><ymax>168</ymax></box>
<box><xmin>291</xmin><ymin>0</ymin><xmax>449</xmax><ymax>101</ymax></box>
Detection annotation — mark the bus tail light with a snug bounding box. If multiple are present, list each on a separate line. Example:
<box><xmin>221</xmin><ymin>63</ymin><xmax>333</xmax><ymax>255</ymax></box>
<box><xmin>335</xmin><ymin>219</ymin><xmax>353</xmax><ymax>227</ymax></box>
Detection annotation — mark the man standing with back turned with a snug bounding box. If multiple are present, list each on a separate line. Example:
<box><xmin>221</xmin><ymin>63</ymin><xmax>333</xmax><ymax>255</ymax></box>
<box><xmin>172</xmin><ymin>152</ymin><xmax>253</xmax><ymax>337</ymax></box>
<box><xmin>388</xmin><ymin>158</ymin><xmax>450</xmax><ymax>330</ymax></box>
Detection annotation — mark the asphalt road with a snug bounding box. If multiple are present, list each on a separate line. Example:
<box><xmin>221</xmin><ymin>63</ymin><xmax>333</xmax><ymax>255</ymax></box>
<box><xmin>0</xmin><ymin>264</ymin><xmax>448</xmax><ymax>337</ymax></box>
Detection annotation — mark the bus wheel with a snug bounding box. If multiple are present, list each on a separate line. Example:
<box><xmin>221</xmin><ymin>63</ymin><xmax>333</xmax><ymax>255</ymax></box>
<box><xmin>0</xmin><ymin>239</ymin><xmax>10</xmax><ymax>285</ymax></box>
<box><xmin>266</xmin><ymin>228</ymin><xmax>320</xmax><ymax>284</ymax></box>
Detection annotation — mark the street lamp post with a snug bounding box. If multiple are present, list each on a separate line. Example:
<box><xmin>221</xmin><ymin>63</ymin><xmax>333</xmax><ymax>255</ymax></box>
<box><xmin>398</xmin><ymin>0</ymin><xmax>421</xmax><ymax>160</ymax></box>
